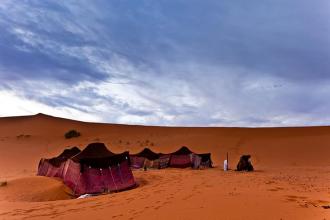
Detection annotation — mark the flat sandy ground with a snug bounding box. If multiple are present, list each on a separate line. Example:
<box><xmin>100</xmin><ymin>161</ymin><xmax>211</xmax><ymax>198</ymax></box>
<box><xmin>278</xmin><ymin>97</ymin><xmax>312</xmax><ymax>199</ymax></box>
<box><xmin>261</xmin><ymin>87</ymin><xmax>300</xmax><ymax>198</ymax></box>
<box><xmin>0</xmin><ymin>114</ymin><xmax>329</xmax><ymax>220</ymax></box>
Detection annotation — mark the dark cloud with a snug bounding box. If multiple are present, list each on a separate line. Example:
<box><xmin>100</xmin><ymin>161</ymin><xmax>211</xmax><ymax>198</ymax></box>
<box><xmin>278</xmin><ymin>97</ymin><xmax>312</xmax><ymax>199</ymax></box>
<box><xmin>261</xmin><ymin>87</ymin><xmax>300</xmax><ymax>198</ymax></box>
<box><xmin>0</xmin><ymin>0</ymin><xmax>329</xmax><ymax>126</ymax></box>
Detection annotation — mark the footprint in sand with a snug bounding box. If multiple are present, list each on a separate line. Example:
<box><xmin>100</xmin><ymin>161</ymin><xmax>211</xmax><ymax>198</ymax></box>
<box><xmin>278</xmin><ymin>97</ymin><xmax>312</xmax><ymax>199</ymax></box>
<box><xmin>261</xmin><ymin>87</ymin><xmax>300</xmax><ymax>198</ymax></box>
<box><xmin>182</xmin><ymin>194</ymin><xmax>194</xmax><ymax>200</ymax></box>
<box><xmin>286</xmin><ymin>195</ymin><xmax>307</xmax><ymax>200</ymax></box>
<box><xmin>268</xmin><ymin>187</ymin><xmax>284</xmax><ymax>192</ymax></box>
<box><xmin>310</xmin><ymin>200</ymin><xmax>330</xmax><ymax>208</ymax></box>
<box><xmin>154</xmin><ymin>206</ymin><xmax>161</xmax><ymax>210</ymax></box>
<box><xmin>162</xmin><ymin>201</ymin><xmax>171</xmax><ymax>205</ymax></box>
<box><xmin>265</xmin><ymin>180</ymin><xmax>276</xmax><ymax>185</ymax></box>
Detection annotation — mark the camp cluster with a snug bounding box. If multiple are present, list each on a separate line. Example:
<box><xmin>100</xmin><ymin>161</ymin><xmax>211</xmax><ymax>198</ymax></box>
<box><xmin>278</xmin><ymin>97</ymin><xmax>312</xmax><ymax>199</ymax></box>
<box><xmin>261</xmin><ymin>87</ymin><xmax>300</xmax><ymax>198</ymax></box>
<box><xmin>37</xmin><ymin>142</ymin><xmax>252</xmax><ymax>196</ymax></box>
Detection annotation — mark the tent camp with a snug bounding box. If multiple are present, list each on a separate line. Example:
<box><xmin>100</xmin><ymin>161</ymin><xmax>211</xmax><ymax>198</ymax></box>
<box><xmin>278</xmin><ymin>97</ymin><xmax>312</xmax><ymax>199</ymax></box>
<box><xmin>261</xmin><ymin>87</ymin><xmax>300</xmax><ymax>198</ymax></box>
<box><xmin>169</xmin><ymin>146</ymin><xmax>213</xmax><ymax>168</ymax></box>
<box><xmin>130</xmin><ymin>148</ymin><xmax>160</xmax><ymax>169</ymax></box>
<box><xmin>62</xmin><ymin>142</ymin><xmax>136</xmax><ymax>196</ymax></box>
<box><xmin>37</xmin><ymin>146</ymin><xmax>81</xmax><ymax>178</ymax></box>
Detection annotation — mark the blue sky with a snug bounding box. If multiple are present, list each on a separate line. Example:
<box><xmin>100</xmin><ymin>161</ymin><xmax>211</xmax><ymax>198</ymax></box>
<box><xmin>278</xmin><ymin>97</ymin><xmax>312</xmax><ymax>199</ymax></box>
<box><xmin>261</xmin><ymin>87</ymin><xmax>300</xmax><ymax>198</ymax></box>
<box><xmin>0</xmin><ymin>0</ymin><xmax>329</xmax><ymax>126</ymax></box>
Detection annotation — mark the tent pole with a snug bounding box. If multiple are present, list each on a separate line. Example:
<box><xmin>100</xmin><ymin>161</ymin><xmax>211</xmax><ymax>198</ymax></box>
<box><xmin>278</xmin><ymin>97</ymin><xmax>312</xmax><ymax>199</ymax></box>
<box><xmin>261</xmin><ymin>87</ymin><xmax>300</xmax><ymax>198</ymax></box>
<box><xmin>73</xmin><ymin>172</ymin><xmax>81</xmax><ymax>196</ymax></box>
<box><xmin>45</xmin><ymin>161</ymin><xmax>50</xmax><ymax>176</ymax></box>
<box><xmin>109</xmin><ymin>166</ymin><xmax>118</xmax><ymax>192</ymax></box>
<box><xmin>227</xmin><ymin>152</ymin><xmax>229</xmax><ymax>170</ymax></box>
<box><xmin>60</xmin><ymin>162</ymin><xmax>66</xmax><ymax>178</ymax></box>
<box><xmin>100</xmin><ymin>168</ymin><xmax>105</xmax><ymax>193</ymax></box>
<box><xmin>118</xmin><ymin>163</ymin><xmax>124</xmax><ymax>184</ymax></box>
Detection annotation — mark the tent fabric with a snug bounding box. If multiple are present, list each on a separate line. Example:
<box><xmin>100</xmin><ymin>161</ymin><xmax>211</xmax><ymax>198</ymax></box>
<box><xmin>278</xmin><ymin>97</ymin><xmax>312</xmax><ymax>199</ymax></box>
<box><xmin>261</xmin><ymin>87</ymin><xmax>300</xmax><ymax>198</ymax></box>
<box><xmin>48</xmin><ymin>147</ymin><xmax>81</xmax><ymax>167</ymax></box>
<box><xmin>170</xmin><ymin>146</ymin><xmax>194</xmax><ymax>155</ymax></box>
<box><xmin>137</xmin><ymin>154</ymin><xmax>171</xmax><ymax>169</ymax></box>
<box><xmin>130</xmin><ymin>156</ymin><xmax>145</xmax><ymax>169</ymax></box>
<box><xmin>130</xmin><ymin>146</ymin><xmax>212</xmax><ymax>169</ymax></box>
<box><xmin>197</xmin><ymin>153</ymin><xmax>213</xmax><ymax>168</ymax></box>
<box><xmin>168</xmin><ymin>146</ymin><xmax>213</xmax><ymax>168</ymax></box>
<box><xmin>132</xmin><ymin>148</ymin><xmax>159</xmax><ymax>160</ymax></box>
<box><xmin>62</xmin><ymin>143</ymin><xmax>136</xmax><ymax>196</ymax></box>
<box><xmin>37</xmin><ymin>146</ymin><xmax>81</xmax><ymax>178</ymax></box>
<box><xmin>71</xmin><ymin>143</ymin><xmax>114</xmax><ymax>162</ymax></box>
<box><xmin>192</xmin><ymin>154</ymin><xmax>202</xmax><ymax>169</ymax></box>
<box><xmin>157</xmin><ymin>154</ymin><xmax>171</xmax><ymax>169</ymax></box>
<box><xmin>37</xmin><ymin>158</ymin><xmax>49</xmax><ymax>176</ymax></box>
<box><xmin>169</xmin><ymin>146</ymin><xmax>194</xmax><ymax>168</ymax></box>
<box><xmin>169</xmin><ymin>154</ymin><xmax>193</xmax><ymax>168</ymax></box>
<box><xmin>236</xmin><ymin>155</ymin><xmax>254</xmax><ymax>171</ymax></box>
<box><xmin>130</xmin><ymin>148</ymin><xmax>160</xmax><ymax>169</ymax></box>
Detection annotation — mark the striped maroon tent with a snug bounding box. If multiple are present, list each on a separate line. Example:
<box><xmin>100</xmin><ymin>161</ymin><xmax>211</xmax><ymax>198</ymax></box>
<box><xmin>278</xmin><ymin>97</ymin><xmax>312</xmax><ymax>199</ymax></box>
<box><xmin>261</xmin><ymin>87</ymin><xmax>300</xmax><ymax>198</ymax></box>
<box><xmin>169</xmin><ymin>146</ymin><xmax>213</xmax><ymax>168</ymax></box>
<box><xmin>62</xmin><ymin>143</ymin><xmax>136</xmax><ymax>196</ymax></box>
<box><xmin>169</xmin><ymin>146</ymin><xmax>194</xmax><ymax>168</ymax></box>
<box><xmin>130</xmin><ymin>148</ymin><xmax>160</xmax><ymax>169</ymax></box>
<box><xmin>153</xmin><ymin>153</ymin><xmax>171</xmax><ymax>169</ymax></box>
<box><xmin>37</xmin><ymin>147</ymin><xmax>81</xmax><ymax>178</ymax></box>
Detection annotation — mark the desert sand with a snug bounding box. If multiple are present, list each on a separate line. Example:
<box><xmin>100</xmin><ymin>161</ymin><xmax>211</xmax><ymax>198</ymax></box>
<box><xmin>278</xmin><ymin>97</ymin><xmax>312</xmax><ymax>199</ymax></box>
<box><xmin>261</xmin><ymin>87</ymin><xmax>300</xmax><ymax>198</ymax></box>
<box><xmin>0</xmin><ymin>113</ymin><xmax>329</xmax><ymax>220</ymax></box>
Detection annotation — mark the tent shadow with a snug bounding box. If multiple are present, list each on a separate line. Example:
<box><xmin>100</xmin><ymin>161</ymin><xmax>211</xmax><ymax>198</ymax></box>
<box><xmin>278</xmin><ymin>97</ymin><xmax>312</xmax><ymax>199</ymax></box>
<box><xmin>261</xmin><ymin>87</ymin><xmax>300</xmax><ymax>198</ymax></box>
<box><xmin>134</xmin><ymin>177</ymin><xmax>148</xmax><ymax>187</ymax></box>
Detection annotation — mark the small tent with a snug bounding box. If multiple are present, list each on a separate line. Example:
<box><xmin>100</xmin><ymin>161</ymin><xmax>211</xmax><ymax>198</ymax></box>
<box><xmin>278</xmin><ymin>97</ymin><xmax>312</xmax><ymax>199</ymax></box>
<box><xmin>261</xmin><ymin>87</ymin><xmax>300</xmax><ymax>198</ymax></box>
<box><xmin>197</xmin><ymin>153</ymin><xmax>213</xmax><ymax>168</ymax></box>
<box><xmin>62</xmin><ymin>143</ymin><xmax>136</xmax><ymax>196</ymax></box>
<box><xmin>169</xmin><ymin>146</ymin><xmax>195</xmax><ymax>168</ymax></box>
<box><xmin>130</xmin><ymin>148</ymin><xmax>160</xmax><ymax>169</ymax></box>
<box><xmin>236</xmin><ymin>155</ymin><xmax>254</xmax><ymax>171</ymax></box>
<box><xmin>37</xmin><ymin>146</ymin><xmax>81</xmax><ymax>178</ymax></box>
<box><xmin>169</xmin><ymin>146</ymin><xmax>213</xmax><ymax>168</ymax></box>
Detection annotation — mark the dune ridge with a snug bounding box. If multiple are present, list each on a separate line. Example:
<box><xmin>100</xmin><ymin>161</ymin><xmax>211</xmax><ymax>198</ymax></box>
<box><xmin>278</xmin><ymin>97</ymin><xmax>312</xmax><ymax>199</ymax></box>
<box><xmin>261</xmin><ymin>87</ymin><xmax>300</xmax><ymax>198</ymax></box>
<box><xmin>0</xmin><ymin>113</ymin><xmax>329</xmax><ymax>219</ymax></box>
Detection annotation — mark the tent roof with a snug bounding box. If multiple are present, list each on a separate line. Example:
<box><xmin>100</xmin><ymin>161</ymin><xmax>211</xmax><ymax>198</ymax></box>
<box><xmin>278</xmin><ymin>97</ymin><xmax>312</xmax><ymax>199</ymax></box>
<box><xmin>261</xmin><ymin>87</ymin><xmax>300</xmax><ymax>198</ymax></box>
<box><xmin>47</xmin><ymin>146</ymin><xmax>81</xmax><ymax>167</ymax></box>
<box><xmin>58</xmin><ymin>146</ymin><xmax>81</xmax><ymax>158</ymax></box>
<box><xmin>71</xmin><ymin>142</ymin><xmax>130</xmax><ymax>169</ymax></box>
<box><xmin>71</xmin><ymin>142</ymin><xmax>115</xmax><ymax>162</ymax></box>
<box><xmin>197</xmin><ymin>153</ymin><xmax>212</xmax><ymax>162</ymax></box>
<box><xmin>132</xmin><ymin>148</ymin><xmax>159</xmax><ymax>160</ymax></box>
<box><xmin>171</xmin><ymin>146</ymin><xmax>194</xmax><ymax>155</ymax></box>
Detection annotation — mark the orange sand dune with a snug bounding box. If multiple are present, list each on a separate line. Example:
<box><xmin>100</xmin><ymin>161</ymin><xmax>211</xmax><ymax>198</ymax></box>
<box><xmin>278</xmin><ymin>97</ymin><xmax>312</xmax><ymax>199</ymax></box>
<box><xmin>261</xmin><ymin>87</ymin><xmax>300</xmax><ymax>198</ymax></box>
<box><xmin>0</xmin><ymin>114</ymin><xmax>329</xmax><ymax>219</ymax></box>
<box><xmin>0</xmin><ymin>176</ymin><xmax>72</xmax><ymax>202</ymax></box>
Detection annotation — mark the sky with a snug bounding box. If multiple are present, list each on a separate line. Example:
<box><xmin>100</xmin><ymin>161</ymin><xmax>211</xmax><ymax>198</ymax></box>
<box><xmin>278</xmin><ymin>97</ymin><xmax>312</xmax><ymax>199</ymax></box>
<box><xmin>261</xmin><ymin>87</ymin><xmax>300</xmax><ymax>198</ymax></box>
<box><xmin>0</xmin><ymin>0</ymin><xmax>329</xmax><ymax>126</ymax></box>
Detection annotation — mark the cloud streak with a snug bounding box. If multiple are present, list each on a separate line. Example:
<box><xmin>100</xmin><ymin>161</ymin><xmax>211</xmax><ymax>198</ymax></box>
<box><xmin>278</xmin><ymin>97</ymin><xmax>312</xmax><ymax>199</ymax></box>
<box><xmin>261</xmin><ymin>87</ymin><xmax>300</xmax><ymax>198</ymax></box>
<box><xmin>0</xmin><ymin>0</ymin><xmax>329</xmax><ymax>126</ymax></box>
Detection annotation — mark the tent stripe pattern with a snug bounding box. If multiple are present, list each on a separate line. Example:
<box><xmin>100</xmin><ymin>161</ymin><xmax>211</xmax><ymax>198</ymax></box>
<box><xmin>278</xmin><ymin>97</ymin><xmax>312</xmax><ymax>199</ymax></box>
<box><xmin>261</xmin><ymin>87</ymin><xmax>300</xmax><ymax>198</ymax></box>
<box><xmin>129</xmin><ymin>146</ymin><xmax>212</xmax><ymax>169</ymax></box>
<box><xmin>37</xmin><ymin>147</ymin><xmax>81</xmax><ymax>179</ymax></box>
<box><xmin>130</xmin><ymin>148</ymin><xmax>162</xmax><ymax>169</ymax></box>
<box><xmin>168</xmin><ymin>146</ymin><xmax>213</xmax><ymax>168</ymax></box>
<box><xmin>62</xmin><ymin>143</ymin><xmax>136</xmax><ymax>196</ymax></box>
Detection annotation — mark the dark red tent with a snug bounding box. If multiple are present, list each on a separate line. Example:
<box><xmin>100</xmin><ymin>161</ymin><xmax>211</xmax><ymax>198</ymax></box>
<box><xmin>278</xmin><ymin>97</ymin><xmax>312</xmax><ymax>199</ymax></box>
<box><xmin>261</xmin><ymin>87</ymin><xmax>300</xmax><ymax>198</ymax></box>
<box><xmin>169</xmin><ymin>146</ymin><xmax>213</xmax><ymax>168</ymax></box>
<box><xmin>197</xmin><ymin>153</ymin><xmax>213</xmax><ymax>168</ymax></box>
<box><xmin>169</xmin><ymin>146</ymin><xmax>194</xmax><ymax>168</ymax></box>
<box><xmin>62</xmin><ymin>143</ymin><xmax>136</xmax><ymax>196</ymax></box>
<box><xmin>154</xmin><ymin>153</ymin><xmax>171</xmax><ymax>169</ymax></box>
<box><xmin>37</xmin><ymin>146</ymin><xmax>81</xmax><ymax>178</ymax></box>
<box><xmin>130</xmin><ymin>148</ymin><xmax>160</xmax><ymax>169</ymax></box>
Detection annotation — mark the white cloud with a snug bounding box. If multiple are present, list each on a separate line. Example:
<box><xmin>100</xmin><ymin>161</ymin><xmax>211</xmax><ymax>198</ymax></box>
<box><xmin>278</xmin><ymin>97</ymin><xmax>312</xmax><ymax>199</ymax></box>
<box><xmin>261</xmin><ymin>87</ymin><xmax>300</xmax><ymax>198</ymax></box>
<box><xmin>1</xmin><ymin>1</ymin><xmax>329</xmax><ymax>127</ymax></box>
<box><xmin>0</xmin><ymin>90</ymin><xmax>101</xmax><ymax>122</ymax></box>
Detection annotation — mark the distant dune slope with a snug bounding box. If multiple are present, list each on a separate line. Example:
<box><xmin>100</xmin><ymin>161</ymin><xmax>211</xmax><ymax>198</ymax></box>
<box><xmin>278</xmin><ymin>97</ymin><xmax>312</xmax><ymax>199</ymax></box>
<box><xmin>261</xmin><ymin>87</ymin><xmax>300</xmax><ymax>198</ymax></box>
<box><xmin>0</xmin><ymin>113</ymin><xmax>329</xmax><ymax>177</ymax></box>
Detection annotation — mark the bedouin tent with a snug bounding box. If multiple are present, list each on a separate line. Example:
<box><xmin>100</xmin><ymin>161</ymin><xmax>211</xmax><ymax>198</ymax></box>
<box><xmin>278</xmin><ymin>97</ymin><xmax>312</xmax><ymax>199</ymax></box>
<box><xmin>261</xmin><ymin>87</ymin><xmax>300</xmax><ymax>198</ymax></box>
<box><xmin>62</xmin><ymin>142</ymin><xmax>136</xmax><ymax>196</ymax></box>
<box><xmin>130</xmin><ymin>148</ymin><xmax>160</xmax><ymax>169</ymax></box>
<box><xmin>37</xmin><ymin>146</ymin><xmax>81</xmax><ymax>178</ymax></box>
<box><xmin>197</xmin><ymin>153</ymin><xmax>213</xmax><ymax>168</ymax></box>
<box><xmin>236</xmin><ymin>155</ymin><xmax>254</xmax><ymax>171</ymax></box>
<box><xmin>169</xmin><ymin>146</ymin><xmax>196</xmax><ymax>168</ymax></box>
<box><xmin>169</xmin><ymin>146</ymin><xmax>213</xmax><ymax>168</ymax></box>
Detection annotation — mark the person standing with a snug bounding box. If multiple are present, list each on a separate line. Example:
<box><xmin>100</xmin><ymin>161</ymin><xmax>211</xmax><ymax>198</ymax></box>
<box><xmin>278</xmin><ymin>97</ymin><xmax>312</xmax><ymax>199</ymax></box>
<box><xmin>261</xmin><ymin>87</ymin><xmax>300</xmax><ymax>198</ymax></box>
<box><xmin>224</xmin><ymin>159</ymin><xmax>228</xmax><ymax>171</ymax></box>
